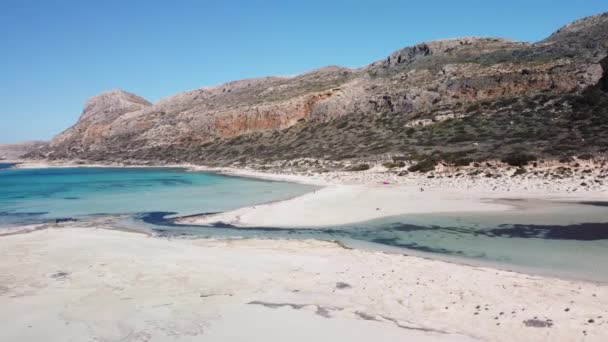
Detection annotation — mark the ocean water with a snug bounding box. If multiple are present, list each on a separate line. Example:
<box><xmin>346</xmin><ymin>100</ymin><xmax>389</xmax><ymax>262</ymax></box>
<box><xmin>2</xmin><ymin>167</ymin><xmax>608</xmax><ymax>281</ymax></box>
<box><xmin>0</xmin><ymin>163</ymin><xmax>17</xmax><ymax>170</ymax></box>
<box><xmin>0</xmin><ymin>167</ymin><xmax>317</xmax><ymax>224</ymax></box>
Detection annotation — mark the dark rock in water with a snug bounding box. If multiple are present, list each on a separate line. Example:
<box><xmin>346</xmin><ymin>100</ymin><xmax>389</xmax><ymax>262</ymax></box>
<box><xmin>380</xmin><ymin>220</ymin><xmax>608</xmax><ymax>241</ymax></box>
<box><xmin>137</xmin><ymin>211</ymin><xmax>179</xmax><ymax>225</ymax></box>
<box><xmin>211</xmin><ymin>221</ymin><xmax>238</xmax><ymax>229</ymax></box>
<box><xmin>579</xmin><ymin>201</ymin><xmax>608</xmax><ymax>207</ymax></box>
<box><xmin>486</xmin><ymin>222</ymin><xmax>608</xmax><ymax>241</ymax></box>
<box><xmin>54</xmin><ymin>218</ymin><xmax>77</xmax><ymax>224</ymax></box>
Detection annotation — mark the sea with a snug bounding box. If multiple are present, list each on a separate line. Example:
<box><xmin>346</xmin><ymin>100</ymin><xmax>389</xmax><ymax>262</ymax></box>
<box><xmin>1</xmin><ymin>166</ymin><xmax>607</xmax><ymax>282</ymax></box>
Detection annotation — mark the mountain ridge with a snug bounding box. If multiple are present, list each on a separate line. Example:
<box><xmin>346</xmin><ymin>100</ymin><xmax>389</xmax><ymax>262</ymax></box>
<box><xmin>28</xmin><ymin>12</ymin><xmax>608</xmax><ymax>169</ymax></box>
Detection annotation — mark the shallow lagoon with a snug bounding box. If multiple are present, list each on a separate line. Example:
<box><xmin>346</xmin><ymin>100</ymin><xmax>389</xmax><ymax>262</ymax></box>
<box><xmin>0</xmin><ymin>167</ymin><xmax>317</xmax><ymax>224</ymax></box>
<box><xmin>2</xmin><ymin>167</ymin><xmax>608</xmax><ymax>281</ymax></box>
<box><xmin>141</xmin><ymin>204</ymin><xmax>608</xmax><ymax>282</ymax></box>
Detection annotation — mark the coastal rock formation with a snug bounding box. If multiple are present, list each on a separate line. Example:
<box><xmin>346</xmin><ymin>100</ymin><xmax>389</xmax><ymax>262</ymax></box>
<box><xmin>50</xmin><ymin>90</ymin><xmax>151</xmax><ymax>154</ymax></box>
<box><xmin>31</xmin><ymin>13</ymin><xmax>608</xmax><ymax>166</ymax></box>
<box><xmin>0</xmin><ymin>141</ymin><xmax>47</xmax><ymax>160</ymax></box>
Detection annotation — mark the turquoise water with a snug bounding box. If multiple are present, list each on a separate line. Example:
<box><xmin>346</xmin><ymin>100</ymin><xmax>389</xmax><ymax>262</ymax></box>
<box><xmin>0</xmin><ymin>167</ymin><xmax>316</xmax><ymax>224</ymax></box>
<box><xmin>0</xmin><ymin>163</ymin><xmax>17</xmax><ymax>170</ymax></box>
<box><xmin>1</xmin><ymin>167</ymin><xmax>608</xmax><ymax>281</ymax></box>
<box><xmin>143</xmin><ymin>207</ymin><xmax>608</xmax><ymax>282</ymax></box>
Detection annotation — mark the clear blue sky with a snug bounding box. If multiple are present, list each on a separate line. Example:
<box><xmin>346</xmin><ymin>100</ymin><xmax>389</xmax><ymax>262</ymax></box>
<box><xmin>1</xmin><ymin>0</ymin><xmax>607</xmax><ymax>143</ymax></box>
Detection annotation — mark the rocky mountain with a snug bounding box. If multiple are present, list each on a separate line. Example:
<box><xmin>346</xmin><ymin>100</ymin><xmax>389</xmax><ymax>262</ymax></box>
<box><xmin>30</xmin><ymin>12</ymin><xmax>608</xmax><ymax>169</ymax></box>
<box><xmin>0</xmin><ymin>141</ymin><xmax>48</xmax><ymax>160</ymax></box>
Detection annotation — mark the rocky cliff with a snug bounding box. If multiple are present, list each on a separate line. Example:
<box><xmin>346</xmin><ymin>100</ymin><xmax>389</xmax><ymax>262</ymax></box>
<box><xmin>32</xmin><ymin>12</ymin><xmax>608</xmax><ymax>167</ymax></box>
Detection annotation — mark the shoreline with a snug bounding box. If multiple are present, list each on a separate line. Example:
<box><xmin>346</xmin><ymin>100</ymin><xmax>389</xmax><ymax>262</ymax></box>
<box><xmin>176</xmin><ymin>167</ymin><xmax>608</xmax><ymax>228</ymax></box>
<box><xmin>8</xmin><ymin>158</ymin><xmax>607</xmax><ymax>228</ymax></box>
<box><xmin>2</xmin><ymin>162</ymin><xmax>608</xmax><ymax>340</ymax></box>
<box><xmin>2</xmin><ymin>226</ymin><xmax>607</xmax><ymax>341</ymax></box>
<box><xmin>4</xmin><ymin>212</ymin><xmax>608</xmax><ymax>284</ymax></box>
<box><xmin>4</xmin><ymin>159</ymin><xmax>608</xmax><ymax>280</ymax></box>
<box><xmin>176</xmin><ymin>184</ymin><xmax>513</xmax><ymax>227</ymax></box>
<box><xmin>7</xmin><ymin>159</ymin><xmax>330</xmax><ymax>186</ymax></box>
<box><xmin>335</xmin><ymin>235</ymin><xmax>608</xmax><ymax>285</ymax></box>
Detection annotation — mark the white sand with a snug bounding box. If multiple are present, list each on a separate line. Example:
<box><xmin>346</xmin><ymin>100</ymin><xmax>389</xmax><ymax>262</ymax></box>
<box><xmin>177</xmin><ymin>162</ymin><xmax>607</xmax><ymax>227</ymax></box>
<box><xmin>1</xmin><ymin>227</ymin><xmax>607</xmax><ymax>341</ymax></box>
<box><xmin>179</xmin><ymin>184</ymin><xmax>512</xmax><ymax>227</ymax></box>
<box><xmin>178</xmin><ymin>177</ymin><xmax>607</xmax><ymax>228</ymax></box>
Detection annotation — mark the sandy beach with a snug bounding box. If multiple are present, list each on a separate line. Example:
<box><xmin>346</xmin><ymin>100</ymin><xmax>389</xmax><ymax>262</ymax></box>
<box><xmin>1</xmin><ymin>227</ymin><xmax>607</xmax><ymax>342</ymax></box>
<box><xmin>2</xmin><ymin>160</ymin><xmax>608</xmax><ymax>341</ymax></box>
<box><xmin>178</xmin><ymin>184</ymin><xmax>513</xmax><ymax>227</ymax></box>
<box><xmin>179</xmin><ymin>162</ymin><xmax>608</xmax><ymax>228</ymax></box>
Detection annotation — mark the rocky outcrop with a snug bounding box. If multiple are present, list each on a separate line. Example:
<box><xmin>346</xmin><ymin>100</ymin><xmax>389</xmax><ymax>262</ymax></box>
<box><xmin>541</xmin><ymin>12</ymin><xmax>608</xmax><ymax>54</ymax></box>
<box><xmin>49</xmin><ymin>90</ymin><xmax>151</xmax><ymax>152</ymax></box>
<box><xmin>33</xmin><ymin>12</ymin><xmax>608</xmax><ymax>165</ymax></box>
<box><xmin>0</xmin><ymin>141</ymin><xmax>47</xmax><ymax>160</ymax></box>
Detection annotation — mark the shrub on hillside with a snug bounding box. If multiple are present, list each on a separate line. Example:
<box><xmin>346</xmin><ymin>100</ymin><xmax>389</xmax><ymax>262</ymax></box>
<box><xmin>382</xmin><ymin>161</ymin><xmax>405</xmax><ymax>168</ymax></box>
<box><xmin>407</xmin><ymin>158</ymin><xmax>437</xmax><ymax>173</ymax></box>
<box><xmin>465</xmin><ymin>103</ymin><xmax>480</xmax><ymax>113</ymax></box>
<box><xmin>447</xmin><ymin>134</ymin><xmax>475</xmax><ymax>143</ymax></box>
<box><xmin>501</xmin><ymin>152</ymin><xmax>537</xmax><ymax>167</ymax></box>
<box><xmin>346</xmin><ymin>164</ymin><xmax>370</xmax><ymax>171</ymax></box>
<box><xmin>453</xmin><ymin>158</ymin><xmax>474</xmax><ymax>166</ymax></box>
<box><xmin>512</xmin><ymin>167</ymin><xmax>527</xmax><ymax>176</ymax></box>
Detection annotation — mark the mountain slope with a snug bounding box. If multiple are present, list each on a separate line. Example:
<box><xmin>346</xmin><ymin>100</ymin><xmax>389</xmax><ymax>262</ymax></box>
<box><xmin>0</xmin><ymin>141</ymin><xmax>47</xmax><ymax>160</ymax></box>
<box><xmin>31</xmin><ymin>13</ymin><xmax>608</xmax><ymax>168</ymax></box>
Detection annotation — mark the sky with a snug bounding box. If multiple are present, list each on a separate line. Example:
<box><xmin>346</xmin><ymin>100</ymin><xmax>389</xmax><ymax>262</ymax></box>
<box><xmin>1</xmin><ymin>0</ymin><xmax>607</xmax><ymax>143</ymax></box>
